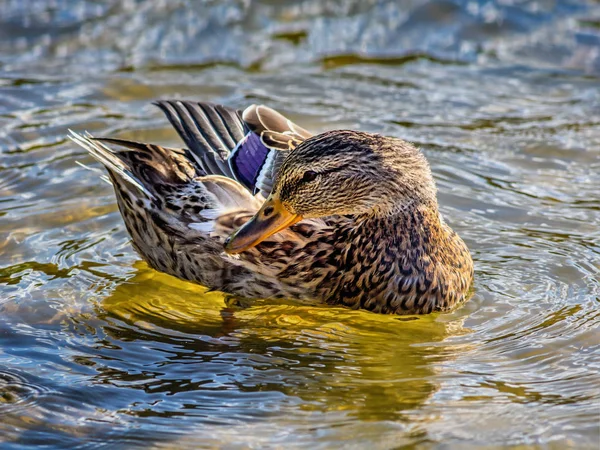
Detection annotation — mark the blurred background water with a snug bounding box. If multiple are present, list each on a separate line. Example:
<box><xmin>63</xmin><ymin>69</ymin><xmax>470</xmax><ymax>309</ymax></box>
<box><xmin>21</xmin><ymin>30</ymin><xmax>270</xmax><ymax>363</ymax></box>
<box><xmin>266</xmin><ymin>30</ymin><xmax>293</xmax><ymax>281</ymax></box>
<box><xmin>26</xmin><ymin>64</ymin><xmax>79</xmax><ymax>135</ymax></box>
<box><xmin>0</xmin><ymin>0</ymin><xmax>599</xmax><ymax>448</ymax></box>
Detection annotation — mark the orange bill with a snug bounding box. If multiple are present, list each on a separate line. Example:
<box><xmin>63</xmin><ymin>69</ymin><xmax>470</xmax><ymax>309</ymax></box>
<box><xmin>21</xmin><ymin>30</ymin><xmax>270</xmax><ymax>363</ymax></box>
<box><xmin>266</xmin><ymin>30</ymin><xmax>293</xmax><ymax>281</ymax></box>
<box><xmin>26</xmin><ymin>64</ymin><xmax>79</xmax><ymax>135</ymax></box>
<box><xmin>224</xmin><ymin>194</ymin><xmax>302</xmax><ymax>254</ymax></box>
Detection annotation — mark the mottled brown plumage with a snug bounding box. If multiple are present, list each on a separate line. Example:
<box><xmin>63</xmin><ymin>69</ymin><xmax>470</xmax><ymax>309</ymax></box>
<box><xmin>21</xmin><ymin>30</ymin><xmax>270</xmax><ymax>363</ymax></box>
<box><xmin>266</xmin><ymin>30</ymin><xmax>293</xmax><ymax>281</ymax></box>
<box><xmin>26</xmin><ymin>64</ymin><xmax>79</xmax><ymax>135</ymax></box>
<box><xmin>70</xmin><ymin>100</ymin><xmax>473</xmax><ymax>314</ymax></box>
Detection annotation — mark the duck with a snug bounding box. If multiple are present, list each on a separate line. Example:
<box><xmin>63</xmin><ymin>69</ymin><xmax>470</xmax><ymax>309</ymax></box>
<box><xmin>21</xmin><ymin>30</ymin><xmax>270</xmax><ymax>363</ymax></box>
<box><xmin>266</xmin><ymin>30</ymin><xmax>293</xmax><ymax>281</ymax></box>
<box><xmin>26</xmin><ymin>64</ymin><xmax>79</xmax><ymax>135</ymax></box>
<box><xmin>70</xmin><ymin>100</ymin><xmax>473</xmax><ymax>314</ymax></box>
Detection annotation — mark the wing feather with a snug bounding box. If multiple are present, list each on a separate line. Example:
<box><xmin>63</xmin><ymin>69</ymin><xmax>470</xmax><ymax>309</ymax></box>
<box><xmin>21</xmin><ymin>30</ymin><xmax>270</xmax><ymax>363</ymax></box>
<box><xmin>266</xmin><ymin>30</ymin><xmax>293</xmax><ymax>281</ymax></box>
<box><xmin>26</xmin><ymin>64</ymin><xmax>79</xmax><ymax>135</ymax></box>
<box><xmin>154</xmin><ymin>100</ymin><xmax>313</xmax><ymax>198</ymax></box>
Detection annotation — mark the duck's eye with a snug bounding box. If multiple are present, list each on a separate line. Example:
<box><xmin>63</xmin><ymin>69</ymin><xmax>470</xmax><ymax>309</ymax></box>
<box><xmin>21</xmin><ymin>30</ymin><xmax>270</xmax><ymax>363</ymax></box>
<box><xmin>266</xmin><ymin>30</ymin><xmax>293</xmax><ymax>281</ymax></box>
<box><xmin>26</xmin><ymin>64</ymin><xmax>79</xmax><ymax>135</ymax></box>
<box><xmin>302</xmin><ymin>170</ymin><xmax>318</xmax><ymax>183</ymax></box>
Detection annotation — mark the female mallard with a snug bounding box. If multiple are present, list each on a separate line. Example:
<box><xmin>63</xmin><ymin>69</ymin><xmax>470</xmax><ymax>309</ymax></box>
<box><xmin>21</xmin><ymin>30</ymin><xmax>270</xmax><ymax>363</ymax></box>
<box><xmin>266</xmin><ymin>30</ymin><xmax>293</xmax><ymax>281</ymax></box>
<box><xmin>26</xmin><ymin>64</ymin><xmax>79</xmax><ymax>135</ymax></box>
<box><xmin>70</xmin><ymin>100</ymin><xmax>473</xmax><ymax>314</ymax></box>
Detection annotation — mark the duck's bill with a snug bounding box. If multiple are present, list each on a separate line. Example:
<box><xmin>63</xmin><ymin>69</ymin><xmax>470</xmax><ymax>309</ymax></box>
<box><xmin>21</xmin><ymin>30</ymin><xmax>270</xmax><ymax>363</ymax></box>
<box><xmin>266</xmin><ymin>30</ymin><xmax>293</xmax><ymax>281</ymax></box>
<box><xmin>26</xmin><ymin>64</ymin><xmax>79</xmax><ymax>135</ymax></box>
<box><xmin>224</xmin><ymin>196</ymin><xmax>302</xmax><ymax>254</ymax></box>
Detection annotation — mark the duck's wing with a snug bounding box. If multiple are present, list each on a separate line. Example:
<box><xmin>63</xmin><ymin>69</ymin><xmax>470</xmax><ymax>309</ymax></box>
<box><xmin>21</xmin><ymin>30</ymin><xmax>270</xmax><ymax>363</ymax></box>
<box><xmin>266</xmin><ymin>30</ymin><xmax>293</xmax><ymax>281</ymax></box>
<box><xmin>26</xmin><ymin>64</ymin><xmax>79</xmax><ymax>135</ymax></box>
<box><xmin>154</xmin><ymin>101</ymin><xmax>312</xmax><ymax>198</ymax></box>
<box><xmin>240</xmin><ymin>104</ymin><xmax>312</xmax><ymax>197</ymax></box>
<box><xmin>70</xmin><ymin>118</ymin><xmax>332</xmax><ymax>300</ymax></box>
<box><xmin>69</xmin><ymin>130</ymin><xmax>262</xmax><ymax>240</ymax></box>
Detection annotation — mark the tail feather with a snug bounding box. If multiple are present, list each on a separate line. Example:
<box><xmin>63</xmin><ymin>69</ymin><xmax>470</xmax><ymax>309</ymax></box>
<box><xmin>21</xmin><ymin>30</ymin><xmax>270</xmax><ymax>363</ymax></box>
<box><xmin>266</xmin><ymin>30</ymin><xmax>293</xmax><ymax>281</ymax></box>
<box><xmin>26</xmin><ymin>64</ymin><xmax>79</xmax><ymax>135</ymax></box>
<box><xmin>70</xmin><ymin>129</ymin><xmax>259</xmax><ymax>220</ymax></box>
<box><xmin>96</xmin><ymin>136</ymin><xmax>200</xmax><ymax>187</ymax></box>
<box><xmin>68</xmin><ymin>130</ymin><xmax>155</xmax><ymax>199</ymax></box>
<box><xmin>74</xmin><ymin>160</ymin><xmax>112</xmax><ymax>185</ymax></box>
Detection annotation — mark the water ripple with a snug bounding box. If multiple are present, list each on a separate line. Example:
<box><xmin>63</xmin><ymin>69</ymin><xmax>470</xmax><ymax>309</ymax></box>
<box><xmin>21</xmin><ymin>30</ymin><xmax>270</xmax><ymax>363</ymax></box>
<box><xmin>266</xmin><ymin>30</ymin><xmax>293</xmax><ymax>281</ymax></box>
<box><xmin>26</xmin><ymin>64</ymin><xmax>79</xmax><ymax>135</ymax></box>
<box><xmin>0</xmin><ymin>370</ymin><xmax>50</xmax><ymax>415</ymax></box>
<box><xmin>1</xmin><ymin>0</ymin><xmax>599</xmax><ymax>448</ymax></box>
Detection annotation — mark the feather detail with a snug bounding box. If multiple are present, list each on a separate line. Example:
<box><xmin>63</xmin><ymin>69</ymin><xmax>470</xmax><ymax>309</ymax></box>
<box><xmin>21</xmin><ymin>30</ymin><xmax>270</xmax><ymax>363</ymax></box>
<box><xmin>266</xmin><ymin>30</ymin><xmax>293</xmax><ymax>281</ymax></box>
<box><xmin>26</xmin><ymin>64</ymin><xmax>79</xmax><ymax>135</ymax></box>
<box><xmin>153</xmin><ymin>101</ymin><xmax>311</xmax><ymax>198</ymax></box>
<box><xmin>68</xmin><ymin>130</ymin><xmax>155</xmax><ymax>199</ymax></box>
<box><xmin>154</xmin><ymin>100</ymin><xmax>243</xmax><ymax>178</ymax></box>
<box><xmin>239</xmin><ymin>105</ymin><xmax>312</xmax><ymax>197</ymax></box>
<box><xmin>227</xmin><ymin>132</ymin><xmax>271</xmax><ymax>192</ymax></box>
<box><xmin>242</xmin><ymin>105</ymin><xmax>311</xmax><ymax>139</ymax></box>
<box><xmin>197</xmin><ymin>175</ymin><xmax>262</xmax><ymax>211</ymax></box>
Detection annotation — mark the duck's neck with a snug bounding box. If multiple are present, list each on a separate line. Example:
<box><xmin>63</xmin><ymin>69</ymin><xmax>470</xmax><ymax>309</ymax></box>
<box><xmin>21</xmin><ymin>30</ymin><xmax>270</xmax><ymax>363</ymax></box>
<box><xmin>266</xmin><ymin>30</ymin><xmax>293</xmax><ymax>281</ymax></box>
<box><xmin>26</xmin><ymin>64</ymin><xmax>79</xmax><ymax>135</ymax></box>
<box><xmin>323</xmin><ymin>200</ymin><xmax>473</xmax><ymax>314</ymax></box>
<box><xmin>349</xmin><ymin>199</ymin><xmax>447</xmax><ymax>266</ymax></box>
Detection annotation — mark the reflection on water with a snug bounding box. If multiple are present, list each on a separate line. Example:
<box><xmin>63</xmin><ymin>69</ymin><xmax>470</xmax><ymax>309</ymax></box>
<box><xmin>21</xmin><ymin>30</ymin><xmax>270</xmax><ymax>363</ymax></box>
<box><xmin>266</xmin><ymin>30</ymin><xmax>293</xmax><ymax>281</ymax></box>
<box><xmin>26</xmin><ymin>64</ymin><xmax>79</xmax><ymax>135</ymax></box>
<box><xmin>0</xmin><ymin>0</ymin><xmax>599</xmax><ymax>448</ymax></box>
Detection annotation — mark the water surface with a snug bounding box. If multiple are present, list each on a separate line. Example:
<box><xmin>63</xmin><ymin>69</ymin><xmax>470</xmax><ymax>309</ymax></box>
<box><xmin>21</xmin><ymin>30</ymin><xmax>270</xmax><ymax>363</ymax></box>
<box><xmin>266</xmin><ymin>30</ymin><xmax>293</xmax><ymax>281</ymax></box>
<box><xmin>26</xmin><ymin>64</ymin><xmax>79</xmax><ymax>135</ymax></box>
<box><xmin>1</xmin><ymin>1</ymin><xmax>599</xmax><ymax>448</ymax></box>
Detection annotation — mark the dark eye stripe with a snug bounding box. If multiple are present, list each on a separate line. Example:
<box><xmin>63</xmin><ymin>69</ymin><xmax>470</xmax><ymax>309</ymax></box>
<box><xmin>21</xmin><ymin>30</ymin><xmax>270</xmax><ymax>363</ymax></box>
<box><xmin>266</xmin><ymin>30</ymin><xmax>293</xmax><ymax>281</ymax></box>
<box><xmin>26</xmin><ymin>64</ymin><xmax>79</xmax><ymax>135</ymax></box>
<box><xmin>299</xmin><ymin>165</ymin><xmax>346</xmax><ymax>184</ymax></box>
<box><xmin>321</xmin><ymin>166</ymin><xmax>346</xmax><ymax>175</ymax></box>
<box><xmin>320</xmin><ymin>166</ymin><xmax>347</xmax><ymax>176</ymax></box>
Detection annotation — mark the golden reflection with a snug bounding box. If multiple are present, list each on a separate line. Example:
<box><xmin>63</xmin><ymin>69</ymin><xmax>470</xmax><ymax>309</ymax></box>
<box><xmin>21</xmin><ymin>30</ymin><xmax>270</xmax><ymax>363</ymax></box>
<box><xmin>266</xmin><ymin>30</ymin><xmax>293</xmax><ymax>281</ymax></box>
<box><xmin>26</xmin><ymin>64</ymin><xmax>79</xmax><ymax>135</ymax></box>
<box><xmin>98</xmin><ymin>264</ymin><xmax>472</xmax><ymax>424</ymax></box>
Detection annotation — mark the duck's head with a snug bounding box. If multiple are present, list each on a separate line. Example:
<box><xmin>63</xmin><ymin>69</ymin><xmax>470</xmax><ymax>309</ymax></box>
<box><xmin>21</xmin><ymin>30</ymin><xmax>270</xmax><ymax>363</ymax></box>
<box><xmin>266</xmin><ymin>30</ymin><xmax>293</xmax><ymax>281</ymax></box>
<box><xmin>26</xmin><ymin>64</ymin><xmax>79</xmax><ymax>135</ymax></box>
<box><xmin>225</xmin><ymin>130</ymin><xmax>436</xmax><ymax>254</ymax></box>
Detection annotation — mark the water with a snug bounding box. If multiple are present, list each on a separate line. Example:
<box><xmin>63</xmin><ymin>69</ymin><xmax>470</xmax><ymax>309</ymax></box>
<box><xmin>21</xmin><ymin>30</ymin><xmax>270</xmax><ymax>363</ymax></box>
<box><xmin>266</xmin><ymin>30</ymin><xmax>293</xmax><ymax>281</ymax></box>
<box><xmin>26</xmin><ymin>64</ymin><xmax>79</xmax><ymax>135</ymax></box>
<box><xmin>1</xmin><ymin>0</ymin><xmax>599</xmax><ymax>448</ymax></box>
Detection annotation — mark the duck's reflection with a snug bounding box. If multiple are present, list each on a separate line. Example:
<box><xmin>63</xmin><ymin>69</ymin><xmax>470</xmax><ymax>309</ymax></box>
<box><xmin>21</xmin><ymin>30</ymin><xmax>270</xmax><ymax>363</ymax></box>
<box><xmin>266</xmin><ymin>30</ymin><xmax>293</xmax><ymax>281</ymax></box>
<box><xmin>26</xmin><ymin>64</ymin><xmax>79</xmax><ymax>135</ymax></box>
<box><xmin>89</xmin><ymin>264</ymin><xmax>468</xmax><ymax>426</ymax></box>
